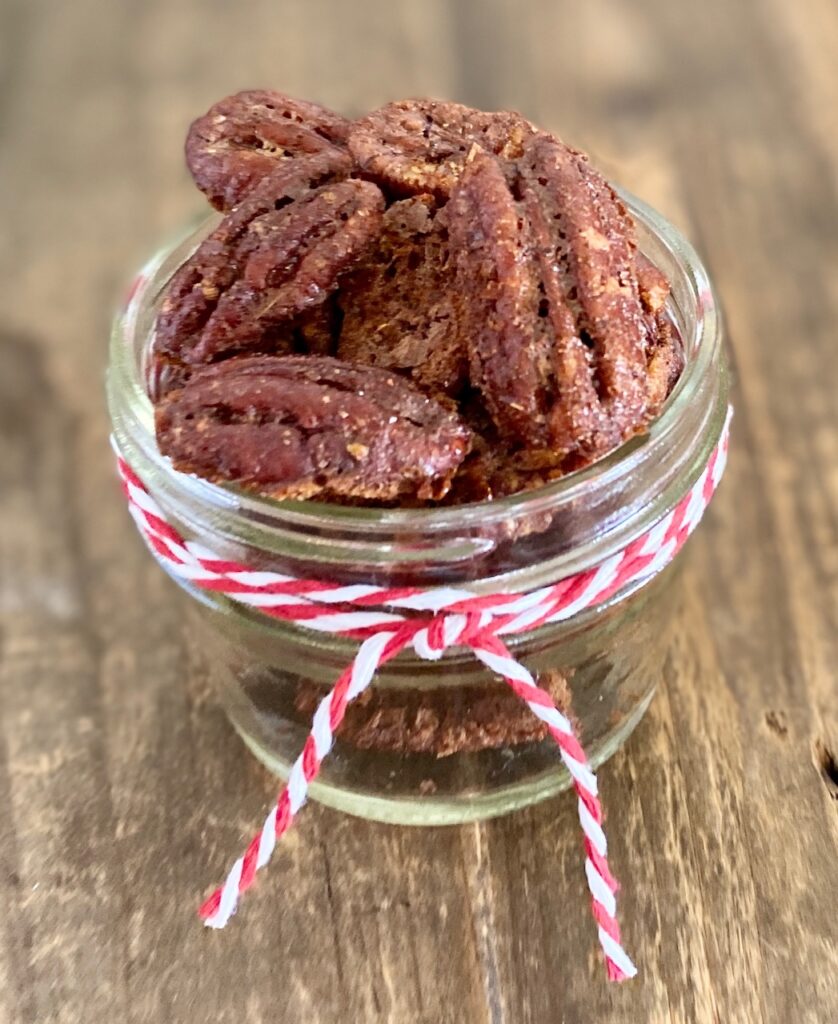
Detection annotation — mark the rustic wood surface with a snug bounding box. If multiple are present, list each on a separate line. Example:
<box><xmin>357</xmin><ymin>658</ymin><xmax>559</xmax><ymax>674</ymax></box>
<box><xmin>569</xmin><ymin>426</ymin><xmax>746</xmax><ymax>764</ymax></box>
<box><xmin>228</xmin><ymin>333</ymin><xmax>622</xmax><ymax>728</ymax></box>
<box><xmin>1</xmin><ymin>1</ymin><xmax>836</xmax><ymax>1021</ymax></box>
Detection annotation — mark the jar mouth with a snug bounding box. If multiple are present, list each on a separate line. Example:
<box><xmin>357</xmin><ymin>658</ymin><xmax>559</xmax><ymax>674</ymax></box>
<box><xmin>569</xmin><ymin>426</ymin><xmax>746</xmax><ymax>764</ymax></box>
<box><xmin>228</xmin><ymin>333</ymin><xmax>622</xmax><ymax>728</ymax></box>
<box><xmin>110</xmin><ymin>190</ymin><xmax>720</xmax><ymax>529</ymax></box>
<box><xmin>109</xmin><ymin>189</ymin><xmax>727</xmax><ymax>585</ymax></box>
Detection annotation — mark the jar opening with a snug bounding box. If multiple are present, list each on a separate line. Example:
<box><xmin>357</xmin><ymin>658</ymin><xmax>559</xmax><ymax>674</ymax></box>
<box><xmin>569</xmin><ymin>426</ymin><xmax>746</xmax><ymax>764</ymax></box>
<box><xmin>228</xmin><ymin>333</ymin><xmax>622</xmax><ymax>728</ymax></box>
<box><xmin>108</xmin><ymin>190</ymin><xmax>728</xmax><ymax>586</ymax></box>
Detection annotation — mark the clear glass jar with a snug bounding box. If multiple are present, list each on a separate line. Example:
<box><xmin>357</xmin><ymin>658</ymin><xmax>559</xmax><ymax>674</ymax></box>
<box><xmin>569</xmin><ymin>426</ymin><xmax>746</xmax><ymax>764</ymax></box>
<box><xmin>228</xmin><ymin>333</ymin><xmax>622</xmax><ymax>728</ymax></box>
<box><xmin>107</xmin><ymin>192</ymin><xmax>728</xmax><ymax>825</ymax></box>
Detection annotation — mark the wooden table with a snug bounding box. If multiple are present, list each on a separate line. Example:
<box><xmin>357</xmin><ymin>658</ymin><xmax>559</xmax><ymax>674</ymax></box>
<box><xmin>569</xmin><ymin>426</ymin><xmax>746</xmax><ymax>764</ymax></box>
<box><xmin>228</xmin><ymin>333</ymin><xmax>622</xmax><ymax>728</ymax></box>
<box><xmin>1</xmin><ymin>1</ymin><xmax>836</xmax><ymax>1021</ymax></box>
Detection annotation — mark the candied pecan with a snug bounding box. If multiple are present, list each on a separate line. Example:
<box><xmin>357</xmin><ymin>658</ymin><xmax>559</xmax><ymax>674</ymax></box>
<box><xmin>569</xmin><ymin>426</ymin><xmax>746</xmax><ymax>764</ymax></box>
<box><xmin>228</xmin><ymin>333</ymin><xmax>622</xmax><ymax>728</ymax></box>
<box><xmin>155</xmin><ymin>355</ymin><xmax>471</xmax><ymax>501</ymax></box>
<box><xmin>146</xmin><ymin>299</ymin><xmax>343</xmax><ymax>402</ymax></box>
<box><xmin>153</xmin><ymin>152</ymin><xmax>350</xmax><ymax>367</ymax></box>
<box><xmin>448</xmin><ymin>138</ymin><xmax>652</xmax><ymax>459</ymax></box>
<box><xmin>446</xmin><ymin>315</ymin><xmax>682</xmax><ymax>505</ymax></box>
<box><xmin>293</xmin><ymin>667</ymin><xmax>572</xmax><ymax>755</ymax></box>
<box><xmin>348</xmin><ymin>98</ymin><xmax>535</xmax><ymax>199</ymax></box>
<box><xmin>146</xmin><ymin>352</ymin><xmax>194</xmax><ymax>404</ymax></box>
<box><xmin>636</xmin><ymin>252</ymin><xmax>670</xmax><ymax>313</ymax></box>
<box><xmin>444</xmin><ymin>426</ymin><xmax>569</xmax><ymax>504</ymax></box>
<box><xmin>186</xmin><ymin>90</ymin><xmax>351</xmax><ymax>210</ymax></box>
<box><xmin>520</xmin><ymin>134</ymin><xmax>650</xmax><ymax>451</ymax></box>
<box><xmin>645</xmin><ymin>312</ymin><xmax>684</xmax><ymax>416</ymax></box>
<box><xmin>432</xmin><ymin>392</ymin><xmax>548</xmax><ymax>503</ymax></box>
<box><xmin>635</xmin><ymin>251</ymin><xmax>680</xmax><ymax>417</ymax></box>
<box><xmin>447</xmin><ymin>151</ymin><xmax>549</xmax><ymax>447</ymax></box>
<box><xmin>154</xmin><ymin>173</ymin><xmax>384</xmax><ymax>367</ymax></box>
<box><xmin>337</xmin><ymin>195</ymin><xmax>467</xmax><ymax>397</ymax></box>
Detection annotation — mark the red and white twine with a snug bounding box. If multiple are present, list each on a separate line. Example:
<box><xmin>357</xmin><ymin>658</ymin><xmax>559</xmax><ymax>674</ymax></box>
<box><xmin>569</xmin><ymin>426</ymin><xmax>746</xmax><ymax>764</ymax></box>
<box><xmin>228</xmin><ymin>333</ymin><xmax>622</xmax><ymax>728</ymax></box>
<box><xmin>114</xmin><ymin>410</ymin><xmax>730</xmax><ymax>982</ymax></box>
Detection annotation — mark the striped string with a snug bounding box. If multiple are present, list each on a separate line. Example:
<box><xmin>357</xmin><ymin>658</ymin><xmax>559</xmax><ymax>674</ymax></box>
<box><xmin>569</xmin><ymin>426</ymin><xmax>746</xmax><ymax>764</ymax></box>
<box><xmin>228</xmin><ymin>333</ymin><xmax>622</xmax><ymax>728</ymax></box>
<box><xmin>114</xmin><ymin>408</ymin><xmax>730</xmax><ymax>981</ymax></box>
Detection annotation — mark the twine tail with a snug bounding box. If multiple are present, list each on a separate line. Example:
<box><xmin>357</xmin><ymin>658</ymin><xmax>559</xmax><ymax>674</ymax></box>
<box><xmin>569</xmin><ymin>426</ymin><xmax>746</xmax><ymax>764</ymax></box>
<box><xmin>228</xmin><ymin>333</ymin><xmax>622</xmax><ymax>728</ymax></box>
<box><xmin>471</xmin><ymin>631</ymin><xmax>637</xmax><ymax>981</ymax></box>
<box><xmin>199</xmin><ymin>626</ymin><xmax>416</xmax><ymax>928</ymax></box>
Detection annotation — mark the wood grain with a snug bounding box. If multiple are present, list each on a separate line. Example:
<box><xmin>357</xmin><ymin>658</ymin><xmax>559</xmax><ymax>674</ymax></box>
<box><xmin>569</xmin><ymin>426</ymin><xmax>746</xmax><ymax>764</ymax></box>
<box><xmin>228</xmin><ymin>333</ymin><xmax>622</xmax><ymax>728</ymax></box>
<box><xmin>0</xmin><ymin>1</ymin><xmax>836</xmax><ymax>1021</ymax></box>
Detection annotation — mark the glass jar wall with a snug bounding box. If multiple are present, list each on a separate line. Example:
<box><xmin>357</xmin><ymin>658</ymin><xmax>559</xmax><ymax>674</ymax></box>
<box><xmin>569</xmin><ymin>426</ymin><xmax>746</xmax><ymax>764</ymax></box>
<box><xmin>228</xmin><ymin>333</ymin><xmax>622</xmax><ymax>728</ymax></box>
<box><xmin>108</xmin><ymin>192</ymin><xmax>728</xmax><ymax>824</ymax></box>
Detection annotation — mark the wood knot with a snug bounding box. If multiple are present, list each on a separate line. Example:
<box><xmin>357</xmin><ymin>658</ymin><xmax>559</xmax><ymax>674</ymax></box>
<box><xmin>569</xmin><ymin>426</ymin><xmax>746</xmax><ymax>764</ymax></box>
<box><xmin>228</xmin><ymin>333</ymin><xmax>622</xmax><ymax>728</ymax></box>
<box><xmin>763</xmin><ymin>709</ymin><xmax>788</xmax><ymax>738</ymax></box>
<box><xmin>813</xmin><ymin>739</ymin><xmax>838</xmax><ymax>800</ymax></box>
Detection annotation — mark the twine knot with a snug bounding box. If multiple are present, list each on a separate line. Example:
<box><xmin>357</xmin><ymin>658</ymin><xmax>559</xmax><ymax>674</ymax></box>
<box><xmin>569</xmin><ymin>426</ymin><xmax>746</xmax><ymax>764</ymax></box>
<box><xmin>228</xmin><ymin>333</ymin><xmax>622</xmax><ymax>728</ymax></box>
<box><xmin>412</xmin><ymin>610</ymin><xmax>488</xmax><ymax>659</ymax></box>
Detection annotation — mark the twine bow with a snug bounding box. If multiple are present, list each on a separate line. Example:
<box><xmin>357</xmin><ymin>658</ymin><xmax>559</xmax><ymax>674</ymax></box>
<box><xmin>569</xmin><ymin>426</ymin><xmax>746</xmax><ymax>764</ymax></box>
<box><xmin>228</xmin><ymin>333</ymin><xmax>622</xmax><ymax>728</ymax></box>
<box><xmin>114</xmin><ymin>409</ymin><xmax>730</xmax><ymax>981</ymax></box>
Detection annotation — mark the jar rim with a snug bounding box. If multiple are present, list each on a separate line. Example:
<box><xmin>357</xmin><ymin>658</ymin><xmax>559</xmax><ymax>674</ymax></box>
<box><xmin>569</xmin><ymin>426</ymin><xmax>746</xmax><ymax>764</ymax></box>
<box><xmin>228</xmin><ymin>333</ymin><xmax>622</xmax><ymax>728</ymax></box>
<box><xmin>109</xmin><ymin>189</ymin><xmax>722</xmax><ymax>538</ymax></box>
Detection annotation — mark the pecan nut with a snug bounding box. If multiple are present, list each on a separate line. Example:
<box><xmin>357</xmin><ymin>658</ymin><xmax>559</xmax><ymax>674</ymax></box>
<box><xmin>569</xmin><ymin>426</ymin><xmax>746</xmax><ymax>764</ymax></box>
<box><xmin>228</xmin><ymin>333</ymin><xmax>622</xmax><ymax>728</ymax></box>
<box><xmin>146</xmin><ymin>299</ymin><xmax>341</xmax><ymax>402</ymax></box>
<box><xmin>348</xmin><ymin>98</ymin><xmax>534</xmax><ymax>199</ymax></box>
<box><xmin>154</xmin><ymin>355</ymin><xmax>471</xmax><ymax>501</ymax></box>
<box><xmin>186</xmin><ymin>90</ymin><xmax>351</xmax><ymax>210</ymax></box>
<box><xmin>644</xmin><ymin>312</ymin><xmax>684</xmax><ymax>416</ymax></box>
<box><xmin>636</xmin><ymin>252</ymin><xmax>670</xmax><ymax>314</ymax></box>
<box><xmin>153</xmin><ymin>170</ymin><xmax>384</xmax><ymax>367</ymax></box>
<box><xmin>448</xmin><ymin>137</ymin><xmax>661</xmax><ymax>459</ymax></box>
<box><xmin>151</xmin><ymin>92</ymin><xmax>683</xmax><ymax>509</ymax></box>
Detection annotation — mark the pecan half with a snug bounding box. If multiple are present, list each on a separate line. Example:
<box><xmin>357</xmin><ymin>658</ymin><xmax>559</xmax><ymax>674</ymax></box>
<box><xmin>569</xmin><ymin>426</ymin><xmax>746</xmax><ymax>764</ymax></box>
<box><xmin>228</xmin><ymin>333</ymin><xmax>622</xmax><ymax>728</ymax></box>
<box><xmin>448</xmin><ymin>138</ymin><xmax>653</xmax><ymax>459</ymax></box>
<box><xmin>155</xmin><ymin>355</ymin><xmax>471</xmax><ymax>501</ymax></box>
<box><xmin>635</xmin><ymin>255</ymin><xmax>679</xmax><ymax>415</ymax></box>
<box><xmin>348</xmin><ymin>98</ymin><xmax>534</xmax><ymax>199</ymax></box>
<box><xmin>636</xmin><ymin>252</ymin><xmax>671</xmax><ymax>314</ymax></box>
<box><xmin>147</xmin><ymin>300</ymin><xmax>342</xmax><ymax>402</ymax></box>
<box><xmin>337</xmin><ymin>195</ymin><xmax>467</xmax><ymax>398</ymax></box>
<box><xmin>521</xmin><ymin>134</ymin><xmax>650</xmax><ymax>451</ymax></box>
<box><xmin>644</xmin><ymin>312</ymin><xmax>684</xmax><ymax>416</ymax></box>
<box><xmin>153</xmin><ymin>169</ymin><xmax>384</xmax><ymax>368</ymax></box>
<box><xmin>447</xmin><ymin>150</ymin><xmax>548</xmax><ymax>447</ymax></box>
<box><xmin>186</xmin><ymin>90</ymin><xmax>351</xmax><ymax>210</ymax></box>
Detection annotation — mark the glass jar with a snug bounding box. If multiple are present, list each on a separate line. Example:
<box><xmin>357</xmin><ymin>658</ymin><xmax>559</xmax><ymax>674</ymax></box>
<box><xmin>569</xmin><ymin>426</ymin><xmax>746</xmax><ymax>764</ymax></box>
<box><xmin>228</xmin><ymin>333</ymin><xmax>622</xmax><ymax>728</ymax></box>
<box><xmin>107</xmin><ymin>192</ymin><xmax>728</xmax><ymax>825</ymax></box>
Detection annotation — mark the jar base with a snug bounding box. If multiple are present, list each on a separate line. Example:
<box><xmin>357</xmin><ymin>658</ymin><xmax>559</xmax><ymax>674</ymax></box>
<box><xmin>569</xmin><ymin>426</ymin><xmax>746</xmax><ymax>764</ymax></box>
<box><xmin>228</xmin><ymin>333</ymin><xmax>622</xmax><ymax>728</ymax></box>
<box><xmin>230</xmin><ymin>686</ymin><xmax>656</xmax><ymax>826</ymax></box>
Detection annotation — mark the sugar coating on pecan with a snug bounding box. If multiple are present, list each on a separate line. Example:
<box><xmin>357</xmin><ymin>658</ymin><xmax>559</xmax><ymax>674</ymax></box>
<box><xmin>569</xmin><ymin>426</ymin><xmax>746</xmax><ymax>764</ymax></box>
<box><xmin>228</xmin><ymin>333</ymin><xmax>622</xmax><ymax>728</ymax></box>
<box><xmin>186</xmin><ymin>90</ymin><xmax>351</xmax><ymax>210</ymax></box>
<box><xmin>337</xmin><ymin>195</ymin><xmax>467</xmax><ymax>398</ymax></box>
<box><xmin>348</xmin><ymin>98</ymin><xmax>535</xmax><ymax>199</ymax></box>
<box><xmin>155</xmin><ymin>355</ymin><xmax>471</xmax><ymax>501</ymax></box>
<box><xmin>448</xmin><ymin>137</ymin><xmax>658</xmax><ymax>459</ymax></box>
<box><xmin>154</xmin><ymin>171</ymin><xmax>384</xmax><ymax>367</ymax></box>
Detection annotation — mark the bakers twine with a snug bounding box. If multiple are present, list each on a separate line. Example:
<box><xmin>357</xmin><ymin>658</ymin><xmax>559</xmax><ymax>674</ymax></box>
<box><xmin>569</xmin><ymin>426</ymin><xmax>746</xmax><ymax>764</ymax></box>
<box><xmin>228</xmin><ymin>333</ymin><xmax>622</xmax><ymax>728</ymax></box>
<box><xmin>114</xmin><ymin>409</ymin><xmax>729</xmax><ymax>982</ymax></box>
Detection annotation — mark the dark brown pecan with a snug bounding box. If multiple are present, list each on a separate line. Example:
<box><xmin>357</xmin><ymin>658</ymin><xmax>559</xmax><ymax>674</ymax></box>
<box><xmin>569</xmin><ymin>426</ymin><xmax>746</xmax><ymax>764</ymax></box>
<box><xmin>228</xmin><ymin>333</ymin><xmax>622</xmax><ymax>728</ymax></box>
<box><xmin>348</xmin><ymin>99</ymin><xmax>535</xmax><ymax>199</ymax></box>
<box><xmin>644</xmin><ymin>312</ymin><xmax>684</xmax><ymax>416</ymax></box>
<box><xmin>155</xmin><ymin>355</ymin><xmax>471</xmax><ymax>501</ymax></box>
<box><xmin>520</xmin><ymin>134</ymin><xmax>650</xmax><ymax>452</ymax></box>
<box><xmin>146</xmin><ymin>299</ymin><xmax>343</xmax><ymax>402</ymax></box>
<box><xmin>153</xmin><ymin>152</ymin><xmax>350</xmax><ymax>369</ymax></box>
<box><xmin>447</xmin><ymin>149</ymin><xmax>549</xmax><ymax>447</ymax></box>
<box><xmin>441</xmin><ymin>392</ymin><xmax>569</xmax><ymax>504</ymax></box>
<box><xmin>448</xmin><ymin>138</ymin><xmax>652</xmax><ymax>459</ymax></box>
<box><xmin>146</xmin><ymin>352</ymin><xmax>195</xmax><ymax>403</ymax></box>
<box><xmin>635</xmin><ymin>254</ymin><xmax>679</xmax><ymax>416</ymax></box>
<box><xmin>153</xmin><ymin>171</ymin><xmax>384</xmax><ymax>367</ymax></box>
<box><xmin>444</xmin><ymin>446</ymin><xmax>565</xmax><ymax>505</ymax></box>
<box><xmin>186</xmin><ymin>90</ymin><xmax>351</xmax><ymax>210</ymax></box>
<box><xmin>337</xmin><ymin>195</ymin><xmax>467</xmax><ymax>398</ymax></box>
<box><xmin>445</xmin><ymin>312</ymin><xmax>683</xmax><ymax>506</ymax></box>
